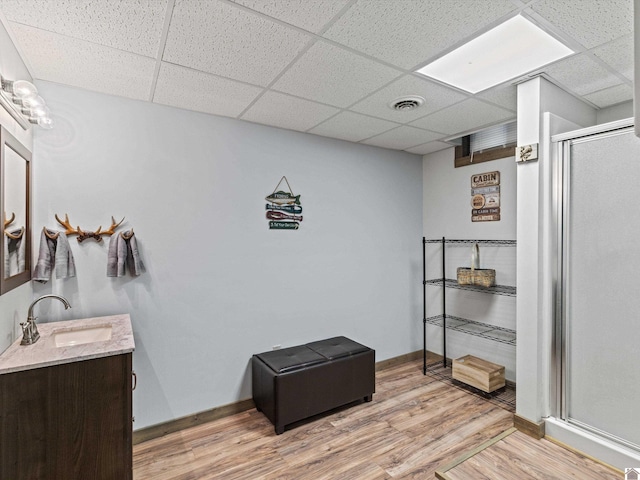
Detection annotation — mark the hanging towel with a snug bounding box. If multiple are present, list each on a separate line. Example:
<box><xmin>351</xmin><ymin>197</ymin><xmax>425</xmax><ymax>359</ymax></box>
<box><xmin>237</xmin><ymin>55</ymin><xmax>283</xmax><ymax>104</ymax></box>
<box><xmin>4</xmin><ymin>228</ymin><xmax>25</xmax><ymax>277</ymax></box>
<box><xmin>124</xmin><ymin>231</ymin><xmax>145</xmax><ymax>276</ymax></box>
<box><xmin>107</xmin><ymin>231</ymin><xmax>119</xmax><ymax>277</ymax></box>
<box><xmin>107</xmin><ymin>233</ymin><xmax>128</xmax><ymax>277</ymax></box>
<box><xmin>33</xmin><ymin>229</ymin><xmax>76</xmax><ymax>283</ymax></box>
<box><xmin>107</xmin><ymin>230</ymin><xmax>145</xmax><ymax>277</ymax></box>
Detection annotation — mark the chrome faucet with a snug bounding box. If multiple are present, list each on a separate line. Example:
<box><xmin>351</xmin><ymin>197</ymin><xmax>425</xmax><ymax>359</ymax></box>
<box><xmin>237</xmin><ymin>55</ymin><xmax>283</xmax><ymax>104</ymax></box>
<box><xmin>20</xmin><ymin>294</ymin><xmax>71</xmax><ymax>345</ymax></box>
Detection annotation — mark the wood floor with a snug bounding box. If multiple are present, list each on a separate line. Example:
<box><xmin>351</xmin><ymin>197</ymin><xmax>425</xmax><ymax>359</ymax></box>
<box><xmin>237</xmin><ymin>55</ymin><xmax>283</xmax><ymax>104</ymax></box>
<box><xmin>132</xmin><ymin>359</ymin><xmax>616</xmax><ymax>479</ymax></box>
<box><xmin>438</xmin><ymin>428</ymin><xmax>620</xmax><ymax>480</ymax></box>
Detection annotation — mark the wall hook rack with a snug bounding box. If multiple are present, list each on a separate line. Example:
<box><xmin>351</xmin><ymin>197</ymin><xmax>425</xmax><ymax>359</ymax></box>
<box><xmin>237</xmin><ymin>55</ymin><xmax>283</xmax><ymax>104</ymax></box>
<box><xmin>50</xmin><ymin>213</ymin><xmax>124</xmax><ymax>243</ymax></box>
<box><xmin>4</xmin><ymin>212</ymin><xmax>24</xmax><ymax>239</ymax></box>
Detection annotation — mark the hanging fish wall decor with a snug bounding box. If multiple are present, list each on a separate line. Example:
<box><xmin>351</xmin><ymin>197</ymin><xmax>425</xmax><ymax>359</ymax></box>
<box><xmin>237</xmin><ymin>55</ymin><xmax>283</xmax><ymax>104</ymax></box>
<box><xmin>265</xmin><ymin>203</ymin><xmax>303</xmax><ymax>214</ymax></box>
<box><xmin>266</xmin><ymin>176</ymin><xmax>303</xmax><ymax>230</ymax></box>
<box><xmin>265</xmin><ymin>191</ymin><xmax>301</xmax><ymax>205</ymax></box>
<box><xmin>269</xmin><ymin>221</ymin><xmax>299</xmax><ymax>230</ymax></box>
<box><xmin>266</xmin><ymin>211</ymin><xmax>303</xmax><ymax>222</ymax></box>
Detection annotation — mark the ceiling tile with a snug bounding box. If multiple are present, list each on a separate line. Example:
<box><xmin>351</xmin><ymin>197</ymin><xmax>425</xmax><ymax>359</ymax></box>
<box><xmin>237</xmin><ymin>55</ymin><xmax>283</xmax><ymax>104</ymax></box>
<box><xmin>230</xmin><ymin>0</ymin><xmax>351</xmax><ymax>33</ymax></box>
<box><xmin>163</xmin><ymin>0</ymin><xmax>311</xmax><ymax>87</ymax></box>
<box><xmin>362</xmin><ymin>126</ymin><xmax>442</xmax><ymax>150</ymax></box>
<box><xmin>476</xmin><ymin>85</ymin><xmax>517</xmax><ymax>111</ymax></box>
<box><xmin>583</xmin><ymin>84</ymin><xmax>633</xmax><ymax>109</ymax></box>
<box><xmin>530</xmin><ymin>0</ymin><xmax>632</xmax><ymax>49</ymax></box>
<box><xmin>542</xmin><ymin>54</ymin><xmax>623</xmax><ymax>96</ymax></box>
<box><xmin>309</xmin><ymin>111</ymin><xmax>398</xmax><ymax>142</ymax></box>
<box><xmin>323</xmin><ymin>0</ymin><xmax>517</xmax><ymax>69</ymax></box>
<box><xmin>350</xmin><ymin>75</ymin><xmax>468</xmax><ymax>123</ymax></box>
<box><xmin>9</xmin><ymin>24</ymin><xmax>155</xmax><ymax>100</ymax></box>
<box><xmin>153</xmin><ymin>63</ymin><xmax>263</xmax><ymax>118</ymax></box>
<box><xmin>0</xmin><ymin>0</ymin><xmax>167</xmax><ymax>57</ymax></box>
<box><xmin>410</xmin><ymin>99</ymin><xmax>515</xmax><ymax>136</ymax></box>
<box><xmin>405</xmin><ymin>141</ymin><xmax>453</xmax><ymax>156</ymax></box>
<box><xmin>592</xmin><ymin>34</ymin><xmax>633</xmax><ymax>82</ymax></box>
<box><xmin>241</xmin><ymin>91</ymin><xmax>339</xmax><ymax>132</ymax></box>
<box><xmin>272</xmin><ymin>41</ymin><xmax>401</xmax><ymax>108</ymax></box>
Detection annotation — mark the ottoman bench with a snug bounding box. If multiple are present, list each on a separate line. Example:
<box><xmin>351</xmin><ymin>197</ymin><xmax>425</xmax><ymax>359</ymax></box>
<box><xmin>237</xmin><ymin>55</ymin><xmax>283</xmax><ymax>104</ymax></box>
<box><xmin>252</xmin><ymin>336</ymin><xmax>375</xmax><ymax>434</ymax></box>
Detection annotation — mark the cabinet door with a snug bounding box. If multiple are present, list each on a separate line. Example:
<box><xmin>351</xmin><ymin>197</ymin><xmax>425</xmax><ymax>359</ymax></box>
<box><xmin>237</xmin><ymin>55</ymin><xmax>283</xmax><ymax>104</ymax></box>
<box><xmin>0</xmin><ymin>362</ymin><xmax>50</xmax><ymax>478</ymax></box>
<box><xmin>0</xmin><ymin>353</ymin><xmax>132</xmax><ymax>480</ymax></box>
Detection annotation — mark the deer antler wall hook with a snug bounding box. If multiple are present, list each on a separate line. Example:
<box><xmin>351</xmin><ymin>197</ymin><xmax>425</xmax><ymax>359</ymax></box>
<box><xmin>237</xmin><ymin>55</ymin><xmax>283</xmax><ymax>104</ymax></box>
<box><xmin>4</xmin><ymin>212</ymin><xmax>15</xmax><ymax>228</ymax></box>
<box><xmin>54</xmin><ymin>213</ymin><xmax>124</xmax><ymax>243</ymax></box>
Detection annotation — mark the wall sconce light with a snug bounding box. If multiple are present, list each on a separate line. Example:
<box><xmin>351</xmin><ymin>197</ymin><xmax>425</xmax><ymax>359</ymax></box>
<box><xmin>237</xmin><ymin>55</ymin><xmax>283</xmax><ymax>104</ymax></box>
<box><xmin>0</xmin><ymin>74</ymin><xmax>53</xmax><ymax>130</ymax></box>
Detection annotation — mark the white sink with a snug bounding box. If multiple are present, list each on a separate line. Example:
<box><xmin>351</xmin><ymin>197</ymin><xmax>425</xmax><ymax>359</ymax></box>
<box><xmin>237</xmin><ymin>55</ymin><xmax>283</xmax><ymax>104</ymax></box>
<box><xmin>53</xmin><ymin>324</ymin><xmax>112</xmax><ymax>347</ymax></box>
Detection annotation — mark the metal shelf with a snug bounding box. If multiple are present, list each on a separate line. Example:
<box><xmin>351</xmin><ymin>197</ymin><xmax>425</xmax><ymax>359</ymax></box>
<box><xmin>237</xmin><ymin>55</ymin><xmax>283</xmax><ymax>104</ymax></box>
<box><xmin>425</xmin><ymin>278</ymin><xmax>516</xmax><ymax>296</ymax></box>
<box><xmin>422</xmin><ymin>236</ymin><xmax>517</xmax><ymax>374</ymax></box>
<box><xmin>425</xmin><ymin>315</ymin><xmax>516</xmax><ymax>346</ymax></box>
<box><xmin>424</xmin><ymin>239</ymin><xmax>516</xmax><ymax>246</ymax></box>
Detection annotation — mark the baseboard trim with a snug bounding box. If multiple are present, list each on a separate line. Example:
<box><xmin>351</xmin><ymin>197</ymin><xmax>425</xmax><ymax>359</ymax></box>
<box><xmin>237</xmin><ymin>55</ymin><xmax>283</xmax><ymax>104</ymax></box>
<box><xmin>376</xmin><ymin>350</ymin><xmax>422</xmax><ymax>371</ymax></box>
<box><xmin>544</xmin><ymin>434</ymin><xmax>623</xmax><ymax>475</ymax></box>
<box><xmin>132</xmin><ymin>398</ymin><xmax>255</xmax><ymax>445</ymax></box>
<box><xmin>514</xmin><ymin>413</ymin><xmax>545</xmax><ymax>439</ymax></box>
<box><xmin>133</xmin><ymin>350</ymin><xmax>421</xmax><ymax>444</ymax></box>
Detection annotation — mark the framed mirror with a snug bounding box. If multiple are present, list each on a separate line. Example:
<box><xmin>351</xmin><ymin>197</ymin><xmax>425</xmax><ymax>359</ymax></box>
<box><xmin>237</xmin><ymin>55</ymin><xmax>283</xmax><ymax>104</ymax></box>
<box><xmin>0</xmin><ymin>125</ymin><xmax>31</xmax><ymax>294</ymax></box>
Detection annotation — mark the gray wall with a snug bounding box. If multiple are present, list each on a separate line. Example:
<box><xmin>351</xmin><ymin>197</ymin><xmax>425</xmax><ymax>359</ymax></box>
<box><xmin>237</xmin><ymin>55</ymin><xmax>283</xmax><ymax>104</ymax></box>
<box><xmin>32</xmin><ymin>81</ymin><xmax>423</xmax><ymax>429</ymax></box>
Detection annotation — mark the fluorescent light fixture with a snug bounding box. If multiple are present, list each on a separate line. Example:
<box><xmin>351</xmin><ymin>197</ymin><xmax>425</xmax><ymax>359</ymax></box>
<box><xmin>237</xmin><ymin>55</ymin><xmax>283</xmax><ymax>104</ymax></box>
<box><xmin>415</xmin><ymin>15</ymin><xmax>574</xmax><ymax>93</ymax></box>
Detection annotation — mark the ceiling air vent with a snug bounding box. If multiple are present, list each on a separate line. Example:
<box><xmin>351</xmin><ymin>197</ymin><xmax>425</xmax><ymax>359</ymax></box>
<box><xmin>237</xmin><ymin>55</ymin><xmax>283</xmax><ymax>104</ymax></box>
<box><xmin>388</xmin><ymin>95</ymin><xmax>425</xmax><ymax>111</ymax></box>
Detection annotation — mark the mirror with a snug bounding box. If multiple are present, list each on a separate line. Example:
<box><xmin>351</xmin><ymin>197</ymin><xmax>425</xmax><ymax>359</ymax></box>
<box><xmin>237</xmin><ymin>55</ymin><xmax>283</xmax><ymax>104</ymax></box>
<box><xmin>0</xmin><ymin>125</ymin><xmax>31</xmax><ymax>294</ymax></box>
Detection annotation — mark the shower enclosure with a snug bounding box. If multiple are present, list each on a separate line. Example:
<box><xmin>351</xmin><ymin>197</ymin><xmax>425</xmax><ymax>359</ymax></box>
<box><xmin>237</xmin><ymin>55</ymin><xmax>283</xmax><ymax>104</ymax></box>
<box><xmin>554</xmin><ymin>119</ymin><xmax>640</xmax><ymax>453</ymax></box>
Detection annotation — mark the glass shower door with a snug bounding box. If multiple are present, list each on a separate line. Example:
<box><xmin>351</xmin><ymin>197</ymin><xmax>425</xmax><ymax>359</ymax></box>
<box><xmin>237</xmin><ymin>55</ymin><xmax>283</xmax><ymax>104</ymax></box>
<box><xmin>560</xmin><ymin>125</ymin><xmax>640</xmax><ymax>452</ymax></box>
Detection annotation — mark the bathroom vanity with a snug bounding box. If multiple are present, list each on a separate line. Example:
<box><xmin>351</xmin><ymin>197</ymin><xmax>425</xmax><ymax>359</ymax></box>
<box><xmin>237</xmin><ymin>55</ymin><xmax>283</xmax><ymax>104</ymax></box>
<box><xmin>0</xmin><ymin>314</ymin><xmax>135</xmax><ymax>480</ymax></box>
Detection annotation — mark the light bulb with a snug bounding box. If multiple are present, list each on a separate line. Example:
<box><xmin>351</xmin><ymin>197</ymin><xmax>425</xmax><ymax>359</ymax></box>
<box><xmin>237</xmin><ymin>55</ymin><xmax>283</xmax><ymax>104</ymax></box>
<box><xmin>0</xmin><ymin>77</ymin><xmax>38</xmax><ymax>99</ymax></box>
<box><xmin>30</xmin><ymin>104</ymin><xmax>50</xmax><ymax>118</ymax></box>
<box><xmin>37</xmin><ymin>116</ymin><xmax>54</xmax><ymax>129</ymax></box>
<box><xmin>22</xmin><ymin>95</ymin><xmax>45</xmax><ymax>108</ymax></box>
<box><xmin>28</xmin><ymin>115</ymin><xmax>54</xmax><ymax>129</ymax></box>
<box><xmin>12</xmin><ymin>80</ymin><xmax>38</xmax><ymax>99</ymax></box>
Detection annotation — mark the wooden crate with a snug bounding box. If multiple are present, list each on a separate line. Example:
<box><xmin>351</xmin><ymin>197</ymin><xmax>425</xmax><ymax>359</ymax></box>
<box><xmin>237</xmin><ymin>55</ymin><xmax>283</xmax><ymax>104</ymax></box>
<box><xmin>452</xmin><ymin>355</ymin><xmax>505</xmax><ymax>393</ymax></box>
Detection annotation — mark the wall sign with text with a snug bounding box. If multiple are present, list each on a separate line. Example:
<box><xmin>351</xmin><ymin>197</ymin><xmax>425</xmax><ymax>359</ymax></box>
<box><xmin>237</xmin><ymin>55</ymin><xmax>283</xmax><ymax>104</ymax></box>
<box><xmin>471</xmin><ymin>171</ymin><xmax>500</xmax><ymax>222</ymax></box>
<box><xmin>265</xmin><ymin>176</ymin><xmax>303</xmax><ymax>230</ymax></box>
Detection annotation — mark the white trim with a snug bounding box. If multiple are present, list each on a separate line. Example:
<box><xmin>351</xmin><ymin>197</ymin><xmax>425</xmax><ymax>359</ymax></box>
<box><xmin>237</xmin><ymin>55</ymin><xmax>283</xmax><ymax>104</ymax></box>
<box><xmin>551</xmin><ymin>118</ymin><xmax>633</xmax><ymax>143</ymax></box>
<box><xmin>545</xmin><ymin>417</ymin><xmax>640</xmax><ymax>470</ymax></box>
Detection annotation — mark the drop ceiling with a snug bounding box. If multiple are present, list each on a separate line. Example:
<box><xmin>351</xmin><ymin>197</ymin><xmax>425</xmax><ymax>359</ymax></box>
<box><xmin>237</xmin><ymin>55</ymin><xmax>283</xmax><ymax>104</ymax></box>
<box><xmin>0</xmin><ymin>0</ymin><xmax>633</xmax><ymax>155</ymax></box>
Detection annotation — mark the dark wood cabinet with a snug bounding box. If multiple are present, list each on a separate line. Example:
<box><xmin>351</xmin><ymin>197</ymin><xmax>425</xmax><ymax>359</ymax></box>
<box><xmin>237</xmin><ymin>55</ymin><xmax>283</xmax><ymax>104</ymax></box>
<box><xmin>0</xmin><ymin>353</ymin><xmax>132</xmax><ymax>479</ymax></box>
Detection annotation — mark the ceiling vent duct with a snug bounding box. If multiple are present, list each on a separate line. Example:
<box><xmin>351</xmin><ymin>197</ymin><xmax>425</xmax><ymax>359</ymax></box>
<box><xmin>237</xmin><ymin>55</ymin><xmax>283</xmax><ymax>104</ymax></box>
<box><xmin>388</xmin><ymin>95</ymin><xmax>425</xmax><ymax>111</ymax></box>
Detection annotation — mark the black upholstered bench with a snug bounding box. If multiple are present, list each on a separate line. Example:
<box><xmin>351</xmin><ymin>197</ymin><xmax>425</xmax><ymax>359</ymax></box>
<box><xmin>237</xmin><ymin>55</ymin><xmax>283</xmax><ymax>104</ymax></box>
<box><xmin>252</xmin><ymin>336</ymin><xmax>375</xmax><ymax>434</ymax></box>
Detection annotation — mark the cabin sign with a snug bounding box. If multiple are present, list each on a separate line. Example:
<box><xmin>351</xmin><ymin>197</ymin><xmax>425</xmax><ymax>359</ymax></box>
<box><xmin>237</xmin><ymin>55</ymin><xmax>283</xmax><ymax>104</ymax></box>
<box><xmin>471</xmin><ymin>171</ymin><xmax>501</xmax><ymax>222</ymax></box>
<box><xmin>471</xmin><ymin>171</ymin><xmax>500</xmax><ymax>188</ymax></box>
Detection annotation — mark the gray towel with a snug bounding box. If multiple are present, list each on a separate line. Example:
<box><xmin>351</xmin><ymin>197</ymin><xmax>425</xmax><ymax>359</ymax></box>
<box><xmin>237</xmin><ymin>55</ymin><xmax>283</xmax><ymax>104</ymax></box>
<box><xmin>107</xmin><ymin>232</ymin><xmax>119</xmax><ymax>277</ymax></box>
<box><xmin>54</xmin><ymin>231</ymin><xmax>75</xmax><ymax>279</ymax></box>
<box><xmin>4</xmin><ymin>228</ymin><xmax>25</xmax><ymax>277</ymax></box>
<box><xmin>33</xmin><ymin>229</ymin><xmax>76</xmax><ymax>283</ymax></box>
<box><xmin>117</xmin><ymin>233</ymin><xmax>127</xmax><ymax>276</ymax></box>
<box><xmin>107</xmin><ymin>230</ymin><xmax>145</xmax><ymax>277</ymax></box>
<box><xmin>125</xmin><ymin>232</ymin><xmax>145</xmax><ymax>276</ymax></box>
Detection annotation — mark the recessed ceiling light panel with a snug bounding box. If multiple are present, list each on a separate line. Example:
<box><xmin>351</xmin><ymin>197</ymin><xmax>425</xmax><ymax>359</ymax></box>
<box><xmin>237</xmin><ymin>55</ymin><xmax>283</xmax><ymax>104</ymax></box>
<box><xmin>415</xmin><ymin>15</ymin><xmax>574</xmax><ymax>94</ymax></box>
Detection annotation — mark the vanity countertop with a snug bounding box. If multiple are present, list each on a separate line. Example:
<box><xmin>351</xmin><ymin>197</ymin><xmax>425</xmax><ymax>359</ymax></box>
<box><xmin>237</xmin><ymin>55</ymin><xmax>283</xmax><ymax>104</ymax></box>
<box><xmin>0</xmin><ymin>313</ymin><xmax>134</xmax><ymax>375</ymax></box>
